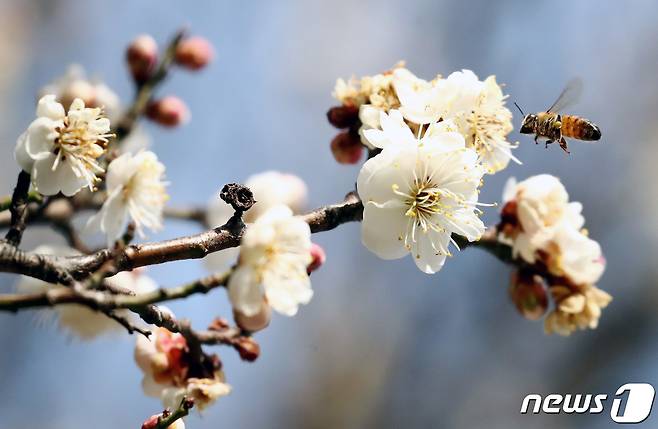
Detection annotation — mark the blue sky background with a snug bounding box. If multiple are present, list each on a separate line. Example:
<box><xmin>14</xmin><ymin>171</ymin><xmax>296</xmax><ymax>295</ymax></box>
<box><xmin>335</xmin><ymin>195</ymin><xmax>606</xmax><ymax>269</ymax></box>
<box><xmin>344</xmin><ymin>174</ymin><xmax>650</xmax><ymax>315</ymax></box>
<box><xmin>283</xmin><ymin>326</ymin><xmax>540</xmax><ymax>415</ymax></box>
<box><xmin>1</xmin><ymin>1</ymin><xmax>658</xmax><ymax>428</ymax></box>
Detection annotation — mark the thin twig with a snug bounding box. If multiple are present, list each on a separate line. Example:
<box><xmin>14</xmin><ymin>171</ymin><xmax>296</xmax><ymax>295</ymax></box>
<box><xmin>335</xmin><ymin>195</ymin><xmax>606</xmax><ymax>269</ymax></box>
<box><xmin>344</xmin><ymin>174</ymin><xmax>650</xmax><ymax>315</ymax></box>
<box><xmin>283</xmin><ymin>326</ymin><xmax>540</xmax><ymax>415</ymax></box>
<box><xmin>115</xmin><ymin>30</ymin><xmax>185</xmax><ymax>141</ymax></box>
<box><xmin>0</xmin><ymin>270</ymin><xmax>230</xmax><ymax>311</ymax></box>
<box><xmin>4</xmin><ymin>171</ymin><xmax>33</xmax><ymax>246</ymax></box>
<box><xmin>105</xmin><ymin>310</ymin><xmax>151</xmax><ymax>337</ymax></box>
<box><xmin>154</xmin><ymin>397</ymin><xmax>194</xmax><ymax>429</ymax></box>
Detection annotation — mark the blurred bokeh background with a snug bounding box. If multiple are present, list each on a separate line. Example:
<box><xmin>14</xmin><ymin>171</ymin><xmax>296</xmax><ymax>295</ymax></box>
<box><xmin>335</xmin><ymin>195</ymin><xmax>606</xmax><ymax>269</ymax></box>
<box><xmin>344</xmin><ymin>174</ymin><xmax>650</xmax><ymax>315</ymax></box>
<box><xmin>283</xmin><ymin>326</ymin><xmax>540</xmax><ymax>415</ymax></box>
<box><xmin>1</xmin><ymin>0</ymin><xmax>657</xmax><ymax>428</ymax></box>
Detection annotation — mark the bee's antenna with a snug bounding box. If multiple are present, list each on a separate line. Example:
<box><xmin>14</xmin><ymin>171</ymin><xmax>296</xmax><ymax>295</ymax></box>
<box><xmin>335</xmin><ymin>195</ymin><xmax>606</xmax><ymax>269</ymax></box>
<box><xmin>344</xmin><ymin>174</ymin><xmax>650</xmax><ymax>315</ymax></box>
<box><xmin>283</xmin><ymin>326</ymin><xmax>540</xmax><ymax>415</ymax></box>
<box><xmin>513</xmin><ymin>102</ymin><xmax>525</xmax><ymax>116</ymax></box>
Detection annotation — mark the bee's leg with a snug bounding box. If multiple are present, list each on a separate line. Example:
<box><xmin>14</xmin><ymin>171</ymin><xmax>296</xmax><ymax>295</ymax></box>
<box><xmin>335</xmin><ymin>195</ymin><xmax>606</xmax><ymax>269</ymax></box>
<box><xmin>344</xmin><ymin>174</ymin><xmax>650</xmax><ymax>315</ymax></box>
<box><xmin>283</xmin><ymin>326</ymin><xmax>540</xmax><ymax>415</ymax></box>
<box><xmin>545</xmin><ymin>140</ymin><xmax>553</xmax><ymax>149</ymax></box>
<box><xmin>534</xmin><ymin>135</ymin><xmax>539</xmax><ymax>144</ymax></box>
<box><xmin>559</xmin><ymin>137</ymin><xmax>570</xmax><ymax>154</ymax></box>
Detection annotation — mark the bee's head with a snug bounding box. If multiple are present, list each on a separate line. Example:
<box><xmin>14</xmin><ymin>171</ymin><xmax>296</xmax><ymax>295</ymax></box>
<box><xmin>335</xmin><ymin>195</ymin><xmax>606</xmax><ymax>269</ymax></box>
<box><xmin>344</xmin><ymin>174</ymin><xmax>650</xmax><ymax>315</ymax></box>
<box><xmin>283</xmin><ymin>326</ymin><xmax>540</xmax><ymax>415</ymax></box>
<box><xmin>519</xmin><ymin>114</ymin><xmax>537</xmax><ymax>134</ymax></box>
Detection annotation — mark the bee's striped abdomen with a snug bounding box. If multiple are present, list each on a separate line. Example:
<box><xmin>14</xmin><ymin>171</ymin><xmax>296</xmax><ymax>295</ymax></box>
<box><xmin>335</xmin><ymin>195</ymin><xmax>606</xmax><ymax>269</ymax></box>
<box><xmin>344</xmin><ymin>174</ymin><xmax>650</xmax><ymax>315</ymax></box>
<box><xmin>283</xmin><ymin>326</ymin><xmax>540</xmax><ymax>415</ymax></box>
<box><xmin>561</xmin><ymin>115</ymin><xmax>601</xmax><ymax>141</ymax></box>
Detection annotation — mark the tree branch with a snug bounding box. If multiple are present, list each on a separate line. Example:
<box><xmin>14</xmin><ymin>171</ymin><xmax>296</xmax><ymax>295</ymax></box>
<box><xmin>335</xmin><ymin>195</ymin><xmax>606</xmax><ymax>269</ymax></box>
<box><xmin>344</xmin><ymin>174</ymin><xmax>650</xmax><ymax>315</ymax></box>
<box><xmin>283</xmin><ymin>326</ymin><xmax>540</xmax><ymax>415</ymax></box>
<box><xmin>0</xmin><ymin>270</ymin><xmax>230</xmax><ymax>311</ymax></box>
<box><xmin>153</xmin><ymin>396</ymin><xmax>194</xmax><ymax>429</ymax></box>
<box><xmin>0</xmin><ymin>195</ymin><xmax>364</xmax><ymax>284</ymax></box>
<box><xmin>4</xmin><ymin>171</ymin><xmax>33</xmax><ymax>246</ymax></box>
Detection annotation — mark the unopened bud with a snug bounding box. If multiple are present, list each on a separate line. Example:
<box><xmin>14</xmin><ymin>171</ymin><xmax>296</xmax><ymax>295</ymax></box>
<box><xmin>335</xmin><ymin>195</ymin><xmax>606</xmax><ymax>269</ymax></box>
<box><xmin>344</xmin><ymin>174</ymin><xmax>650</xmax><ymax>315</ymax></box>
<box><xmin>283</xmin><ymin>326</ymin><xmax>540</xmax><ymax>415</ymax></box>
<box><xmin>142</xmin><ymin>414</ymin><xmax>185</xmax><ymax>429</ymax></box>
<box><xmin>233</xmin><ymin>300</ymin><xmax>271</xmax><ymax>333</ymax></box>
<box><xmin>175</xmin><ymin>36</ymin><xmax>214</xmax><ymax>71</ymax></box>
<box><xmin>509</xmin><ymin>269</ymin><xmax>548</xmax><ymax>320</ymax></box>
<box><xmin>127</xmin><ymin>34</ymin><xmax>158</xmax><ymax>83</ymax></box>
<box><xmin>141</xmin><ymin>414</ymin><xmax>160</xmax><ymax>429</ymax></box>
<box><xmin>234</xmin><ymin>336</ymin><xmax>261</xmax><ymax>362</ymax></box>
<box><xmin>330</xmin><ymin>131</ymin><xmax>363</xmax><ymax>164</ymax></box>
<box><xmin>146</xmin><ymin>96</ymin><xmax>190</xmax><ymax>127</ymax></box>
<box><xmin>207</xmin><ymin>317</ymin><xmax>231</xmax><ymax>331</ymax></box>
<box><xmin>307</xmin><ymin>243</ymin><xmax>326</xmax><ymax>274</ymax></box>
<box><xmin>59</xmin><ymin>80</ymin><xmax>96</xmax><ymax>110</ymax></box>
<box><xmin>327</xmin><ymin>104</ymin><xmax>359</xmax><ymax>129</ymax></box>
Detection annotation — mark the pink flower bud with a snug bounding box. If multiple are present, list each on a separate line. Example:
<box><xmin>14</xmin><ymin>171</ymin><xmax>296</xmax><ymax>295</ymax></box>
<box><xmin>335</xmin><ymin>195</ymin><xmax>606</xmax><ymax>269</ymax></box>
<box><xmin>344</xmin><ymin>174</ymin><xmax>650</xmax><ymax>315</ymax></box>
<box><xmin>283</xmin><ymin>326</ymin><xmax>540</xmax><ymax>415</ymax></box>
<box><xmin>307</xmin><ymin>243</ymin><xmax>326</xmax><ymax>274</ymax></box>
<box><xmin>146</xmin><ymin>96</ymin><xmax>190</xmax><ymax>127</ymax></box>
<box><xmin>330</xmin><ymin>131</ymin><xmax>363</xmax><ymax>164</ymax></box>
<box><xmin>233</xmin><ymin>300</ymin><xmax>271</xmax><ymax>333</ymax></box>
<box><xmin>175</xmin><ymin>36</ymin><xmax>214</xmax><ymax>71</ymax></box>
<box><xmin>141</xmin><ymin>414</ymin><xmax>160</xmax><ymax>429</ymax></box>
<box><xmin>126</xmin><ymin>34</ymin><xmax>159</xmax><ymax>83</ymax></box>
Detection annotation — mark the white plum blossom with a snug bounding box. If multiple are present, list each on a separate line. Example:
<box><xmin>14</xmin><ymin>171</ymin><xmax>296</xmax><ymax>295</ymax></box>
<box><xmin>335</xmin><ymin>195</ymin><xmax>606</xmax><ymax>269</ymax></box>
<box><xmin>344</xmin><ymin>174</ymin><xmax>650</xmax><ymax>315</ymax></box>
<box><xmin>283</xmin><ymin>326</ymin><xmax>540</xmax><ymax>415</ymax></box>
<box><xmin>392</xmin><ymin>67</ymin><xmax>443</xmax><ymax>125</ymax></box>
<box><xmin>391</xmin><ymin>68</ymin><xmax>518</xmax><ymax>173</ymax></box>
<box><xmin>204</xmin><ymin>171</ymin><xmax>307</xmax><ymax>271</ymax></box>
<box><xmin>135</xmin><ymin>326</ymin><xmax>190</xmax><ymax>398</ymax></box>
<box><xmin>548</xmin><ymin>226</ymin><xmax>605</xmax><ymax>286</ymax></box>
<box><xmin>87</xmin><ymin>150</ymin><xmax>168</xmax><ymax>245</ymax></box>
<box><xmin>441</xmin><ymin>71</ymin><xmax>518</xmax><ymax>173</ymax></box>
<box><xmin>161</xmin><ymin>377</ymin><xmax>232</xmax><ymax>411</ymax></box>
<box><xmin>40</xmin><ymin>64</ymin><xmax>121</xmax><ymax>121</ymax></box>
<box><xmin>228</xmin><ymin>205</ymin><xmax>312</xmax><ymax>317</ymax></box>
<box><xmin>17</xmin><ymin>246</ymin><xmax>157</xmax><ymax>340</ymax></box>
<box><xmin>357</xmin><ymin>110</ymin><xmax>485</xmax><ymax>273</ymax></box>
<box><xmin>499</xmin><ymin>174</ymin><xmax>609</xmax><ymax>335</ymax></box>
<box><xmin>544</xmin><ymin>283</ymin><xmax>612</xmax><ymax>336</ymax></box>
<box><xmin>15</xmin><ymin>95</ymin><xmax>113</xmax><ymax>196</ymax></box>
<box><xmin>333</xmin><ymin>63</ymin><xmax>405</xmax><ymax>111</ymax></box>
<box><xmin>501</xmin><ymin>175</ymin><xmax>584</xmax><ymax>263</ymax></box>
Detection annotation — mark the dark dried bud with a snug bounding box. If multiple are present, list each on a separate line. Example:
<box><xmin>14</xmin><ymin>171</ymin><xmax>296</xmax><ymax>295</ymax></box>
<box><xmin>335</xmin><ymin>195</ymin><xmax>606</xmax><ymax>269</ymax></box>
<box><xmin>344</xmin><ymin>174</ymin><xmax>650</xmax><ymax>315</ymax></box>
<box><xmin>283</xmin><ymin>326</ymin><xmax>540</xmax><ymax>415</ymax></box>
<box><xmin>330</xmin><ymin>131</ymin><xmax>363</xmax><ymax>165</ymax></box>
<box><xmin>181</xmin><ymin>396</ymin><xmax>195</xmax><ymax>410</ymax></box>
<box><xmin>234</xmin><ymin>336</ymin><xmax>261</xmax><ymax>362</ymax></box>
<box><xmin>327</xmin><ymin>104</ymin><xmax>359</xmax><ymax>129</ymax></box>
<box><xmin>509</xmin><ymin>269</ymin><xmax>548</xmax><ymax>320</ymax></box>
<box><xmin>220</xmin><ymin>183</ymin><xmax>255</xmax><ymax>213</ymax></box>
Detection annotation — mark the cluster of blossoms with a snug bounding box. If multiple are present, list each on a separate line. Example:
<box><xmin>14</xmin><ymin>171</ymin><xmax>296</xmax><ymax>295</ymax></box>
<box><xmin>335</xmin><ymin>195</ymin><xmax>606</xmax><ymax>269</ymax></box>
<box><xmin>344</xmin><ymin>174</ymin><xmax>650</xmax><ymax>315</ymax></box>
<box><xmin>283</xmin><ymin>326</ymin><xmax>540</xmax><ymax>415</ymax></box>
<box><xmin>4</xmin><ymin>30</ymin><xmax>614</xmax><ymax>429</ymax></box>
<box><xmin>135</xmin><ymin>327</ymin><xmax>231</xmax><ymax>412</ymax></box>
<box><xmin>500</xmin><ymin>175</ymin><xmax>610</xmax><ymax>335</ymax></box>
<box><xmin>329</xmin><ymin>64</ymin><xmax>518</xmax><ymax>174</ymax></box>
<box><xmin>327</xmin><ymin>64</ymin><xmax>610</xmax><ymax>333</ymax></box>
<box><xmin>328</xmin><ymin>63</ymin><xmax>516</xmax><ymax>273</ymax></box>
<box><xmin>205</xmin><ymin>171</ymin><xmax>324</xmax><ymax>330</ymax></box>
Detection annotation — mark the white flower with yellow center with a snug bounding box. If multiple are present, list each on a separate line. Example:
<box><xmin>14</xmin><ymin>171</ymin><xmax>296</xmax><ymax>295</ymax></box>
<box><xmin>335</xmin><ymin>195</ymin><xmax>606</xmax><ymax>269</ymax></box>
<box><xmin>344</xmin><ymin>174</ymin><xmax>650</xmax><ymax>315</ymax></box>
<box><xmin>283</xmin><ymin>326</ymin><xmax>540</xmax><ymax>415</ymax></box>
<box><xmin>228</xmin><ymin>205</ymin><xmax>312</xmax><ymax>317</ymax></box>
<box><xmin>396</xmin><ymin>69</ymin><xmax>518</xmax><ymax>174</ymax></box>
<box><xmin>15</xmin><ymin>94</ymin><xmax>112</xmax><ymax>196</ymax></box>
<box><xmin>358</xmin><ymin>110</ymin><xmax>486</xmax><ymax>273</ymax></box>
<box><xmin>87</xmin><ymin>150</ymin><xmax>168</xmax><ymax>245</ymax></box>
<box><xmin>439</xmin><ymin>71</ymin><xmax>518</xmax><ymax>173</ymax></box>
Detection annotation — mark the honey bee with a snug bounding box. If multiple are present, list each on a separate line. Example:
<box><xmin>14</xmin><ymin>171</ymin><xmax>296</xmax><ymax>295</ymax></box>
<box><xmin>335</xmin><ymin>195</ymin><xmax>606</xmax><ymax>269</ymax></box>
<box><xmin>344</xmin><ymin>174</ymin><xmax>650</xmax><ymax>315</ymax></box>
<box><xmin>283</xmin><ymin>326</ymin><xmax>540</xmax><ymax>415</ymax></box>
<box><xmin>517</xmin><ymin>79</ymin><xmax>601</xmax><ymax>153</ymax></box>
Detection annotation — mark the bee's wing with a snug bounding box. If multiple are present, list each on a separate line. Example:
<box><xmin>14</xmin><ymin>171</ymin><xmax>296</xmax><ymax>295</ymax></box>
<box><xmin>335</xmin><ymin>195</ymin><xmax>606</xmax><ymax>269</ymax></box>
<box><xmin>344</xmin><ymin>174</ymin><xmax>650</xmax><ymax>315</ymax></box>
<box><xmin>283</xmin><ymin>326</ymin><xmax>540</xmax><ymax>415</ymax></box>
<box><xmin>547</xmin><ymin>78</ymin><xmax>583</xmax><ymax>113</ymax></box>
